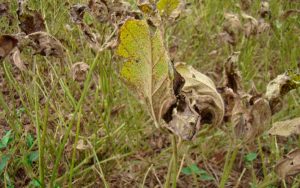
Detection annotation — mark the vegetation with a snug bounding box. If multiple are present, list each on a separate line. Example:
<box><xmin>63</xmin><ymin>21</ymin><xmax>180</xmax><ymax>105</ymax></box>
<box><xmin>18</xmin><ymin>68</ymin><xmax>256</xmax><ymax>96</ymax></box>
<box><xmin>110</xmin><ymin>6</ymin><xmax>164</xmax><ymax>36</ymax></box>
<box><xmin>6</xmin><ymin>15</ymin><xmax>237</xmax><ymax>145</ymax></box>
<box><xmin>1</xmin><ymin>0</ymin><xmax>300</xmax><ymax>187</ymax></box>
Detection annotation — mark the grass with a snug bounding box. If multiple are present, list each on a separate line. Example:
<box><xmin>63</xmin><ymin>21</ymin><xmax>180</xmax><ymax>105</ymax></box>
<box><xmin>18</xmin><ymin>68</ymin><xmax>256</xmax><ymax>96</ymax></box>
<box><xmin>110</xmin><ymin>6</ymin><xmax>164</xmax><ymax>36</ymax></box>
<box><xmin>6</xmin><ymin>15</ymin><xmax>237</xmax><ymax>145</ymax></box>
<box><xmin>1</xmin><ymin>0</ymin><xmax>300</xmax><ymax>187</ymax></box>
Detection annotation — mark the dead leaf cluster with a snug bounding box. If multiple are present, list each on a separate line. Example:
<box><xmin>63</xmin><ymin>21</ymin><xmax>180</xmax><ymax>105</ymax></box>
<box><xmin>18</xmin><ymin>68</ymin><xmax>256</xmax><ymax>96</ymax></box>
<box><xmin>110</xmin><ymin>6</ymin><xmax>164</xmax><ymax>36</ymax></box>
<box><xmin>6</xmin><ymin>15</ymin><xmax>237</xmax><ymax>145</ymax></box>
<box><xmin>220</xmin><ymin>2</ymin><xmax>271</xmax><ymax>45</ymax></box>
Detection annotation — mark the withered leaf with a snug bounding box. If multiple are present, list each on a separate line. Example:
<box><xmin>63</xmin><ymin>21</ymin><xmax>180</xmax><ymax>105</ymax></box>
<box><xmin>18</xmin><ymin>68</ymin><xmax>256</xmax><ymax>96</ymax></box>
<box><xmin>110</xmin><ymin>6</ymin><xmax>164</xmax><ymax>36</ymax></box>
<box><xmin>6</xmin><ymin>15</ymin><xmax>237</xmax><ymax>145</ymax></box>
<box><xmin>8</xmin><ymin>48</ymin><xmax>26</xmax><ymax>71</ymax></box>
<box><xmin>26</xmin><ymin>31</ymin><xmax>65</xmax><ymax>57</ymax></box>
<box><xmin>71</xmin><ymin>62</ymin><xmax>90</xmax><ymax>82</ymax></box>
<box><xmin>223</xmin><ymin>13</ymin><xmax>242</xmax><ymax>36</ymax></box>
<box><xmin>166</xmin><ymin>95</ymin><xmax>201</xmax><ymax>140</ymax></box>
<box><xmin>241</xmin><ymin>13</ymin><xmax>258</xmax><ymax>37</ymax></box>
<box><xmin>265</xmin><ymin>72</ymin><xmax>300</xmax><ymax>114</ymax></box>
<box><xmin>76</xmin><ymin>139</ymin><xmax>91</xmax><ymax>151</ymax></box>
<box><xmin>137</xmin><ymin>0</ymin><xmax>156</xmax><ymax>15</ymax></box>
<box><xmin>70</xmin><ymin>4</ymin><xmax>87</xmax><ymax>23</ymax></box>
<box><xmin>0</xmin><ymin>35</ymin><xmax>18</xmax><ymax>61</ymax></box>
<box><xmin>268</xmin><ymin>117</ymin><xmax>300</xmax><ymax>137</ymax></box>
<box><xmin>175</xmin><ymin>62</ymin><xmax>225</xmax><ymax>127</ymax></box>
<box><xmin>0</xmin><ymin>2</ymin><xmax>9</xmax><ymax>17</ymax></box>
<box><xmin>260</xmin><ymin>1</ymin><xmax>271</xmax><ymax>18</ymax></box>
<box><xmin>223</xmin><ymin>52</ymin><xmax>242</xmax><ymax>92</ymax></box>
<box><xmin>280</xmin><ymin>9</ymin><xmax>300</xmax><ymax>20</ymax></box>
<box><xmin>239</xmin><ymin>0</ymin><xmax>252</xmax><ymax>11</ymax></box>
<box><xmin>275</xmin><ymin>149</ymin><xmax>300</xmax><ymax>179</ymax></box>
<box><xmin>18</xmin><ymin>10</ymin><xmax>46</xmax><ymax>34</ymax></box>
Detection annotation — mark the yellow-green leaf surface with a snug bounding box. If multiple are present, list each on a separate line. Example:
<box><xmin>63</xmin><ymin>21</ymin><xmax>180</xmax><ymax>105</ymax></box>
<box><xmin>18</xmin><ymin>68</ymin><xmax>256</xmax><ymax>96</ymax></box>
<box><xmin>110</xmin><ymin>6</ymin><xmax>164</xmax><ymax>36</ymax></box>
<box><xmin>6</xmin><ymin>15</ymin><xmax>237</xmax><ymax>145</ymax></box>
<box><xmin>117</xmin><ymin>19</ymin><xmax>175</xmax><ymax>126</ymax></box>
<box><xmin>157</xmin><ymin>0</ymin><xmax>180</xmax><ymax>16</ymax></box>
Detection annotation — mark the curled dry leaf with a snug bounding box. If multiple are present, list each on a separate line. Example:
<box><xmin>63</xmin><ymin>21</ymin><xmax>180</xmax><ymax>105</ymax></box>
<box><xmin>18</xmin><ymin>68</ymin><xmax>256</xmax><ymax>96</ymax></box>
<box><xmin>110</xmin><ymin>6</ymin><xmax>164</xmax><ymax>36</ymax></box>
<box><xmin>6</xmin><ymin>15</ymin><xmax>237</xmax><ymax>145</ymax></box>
<box><xmin>18</xmin><ymin>9</ymin><xmax>46</xmax><ymax>34</ymax></box>
<box><xmin>175</xmin><ymin>63</ymin><xmax>225</xmax><ymax>128</ymax></box>
<box><xmin>0</xmin><ymin>35</ymin><xmax>18</xmax><ymax>61</ymax></box>
<box><xmin>222</xmin><ymin>13</ymin><xmax>242</xmax><ymax>45</ymax></box>
<box><xmin>76</xmin><ymin>139</ymin><xmax>91</xmax><ymax>151</ymax></box>
<box><xmin>260</xmin><ymin>1</ymin><xmax>271</xmax><ymax>18</ymax></box>
<box><xmin>117</xmin><ymin>19</ymin><xmax>176</xmax><ymax>128</ymax></box>
<box><xmin>70</xmin><ymin>4</ymin><xmax>87</xmax><ymax>24</ymax></box>
<box><xmin>268</xmin><ymin>117</ymin><xmax>300</xmax><ymax>137</ymax></box>
<box><xmin>280</xmin><ymin>9</ymin><xmax>300</xmax><ymax>20</ymax></box>
<box><xmin>88</xmin><ymin>0</ymin><xmax>138</xmax><ymax>26</ymax></box>
<box><xmin>241</xmin><ymin>13</ymin><xmax>258</xmax><ymax>37</ymax></box>
<box><xmin>8</xmin><ymin>48</ymin><xmax>26</xmax><ymax>71</ymax></box>
<box><xmin>220</xmin><ymin>52</ymin><xmax>272</xmax><ymax>141</ymax></box>
<box><xmin>275</xmin><ymin>149</ymin><xmax>300</xmax><ymax>179</ymax></box>
<box><xmin>0</xmin><ymin>2</ymin><xmax>9</xmax><ymax>16</ymax></box>
<box><xmin>26</xmin><ymin>31</ymin><xmax>65</xmax><ymax>57</ymax></box>
<box><xmin>137</xmin><ymin>0</ymin><xmax>156</xmax><ymax>15</ymax></box>
<box><xmin>71</xmin><ymin>62</ymin><xmax>90</xmax><ymax>82</ymax></box>
<box><xmin>239</xmin><ymin>0</ymin><xmax>252</xmax><ymax>11</ymax></box>
<box><xmin>70</xmin><ymin>4</ymin><xmax>102</xmax><ymax>52</ymax></box>
<box><xmin>265</xmin><ymin>72</ymin><xmax>300</xmax><ymax>114</ymax></box>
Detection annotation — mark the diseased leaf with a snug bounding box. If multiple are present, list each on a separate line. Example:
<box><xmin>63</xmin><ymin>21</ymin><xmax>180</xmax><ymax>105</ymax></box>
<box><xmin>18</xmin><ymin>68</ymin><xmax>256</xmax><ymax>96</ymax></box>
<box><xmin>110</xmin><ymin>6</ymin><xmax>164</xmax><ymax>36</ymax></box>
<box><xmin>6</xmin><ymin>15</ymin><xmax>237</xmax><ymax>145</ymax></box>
<box><xmin>117</xmin><ymin>19</ymin><xmax>176</xmax><ymax>128</ymax></box>
<box><xmin>0</xmin><ymin>2</ymin><xmax>9</xmax><ymax>17</ymax></box>
<box><xmin>26</xmin><ymin>31</ymin><xmax>65</xmax><ymax>57</ymax></box>
<box><xmin>8</xmin><ymin>48</ymin><xmax>26</xmax><ymax>71</ymax></box>
<box><xmin>76</xmin><ymin>139</ymin><xmax>90</xmax><ymax>151</ymax></box>
<box><xmin>137</xmin><ymin>0</ymin><xmax>156</xmax><ymax>15</ymax></box>
<box><xmin>275</xmin><ymin>149</ymin><xmax>300</xmax><ymax>179</ymax></box>
<box><xmin>157</xmin><ymin>0</ymin><xmax>180</xmax><ymax>17</ymax></box>
<box><xmin>0</xmin><ymin>35</ymin><xmax>18</xmax><ymax>61</ymax></box>
<box><xmin>268</xmin><ymin>117</ymin><xmax>300</xmax><ymax>137</ymax></box>
<box><xmin>71</xmin><ymin>62</ymin><xmax>89</xmax><ymax>82</ymax></box>
<box><xmin>175</xmin><ymin>63</ymin><xmax>224</xmax><ymax>127</ymax></box>
<box><xmin>265</xmin><ymin>72</ymin><xmax>300</xmax><ymax>114</ymax></box>
<box><xmin>18</xmin><ymin>9</ymin><xmax>46</xmax><ymax>34</ymax></box>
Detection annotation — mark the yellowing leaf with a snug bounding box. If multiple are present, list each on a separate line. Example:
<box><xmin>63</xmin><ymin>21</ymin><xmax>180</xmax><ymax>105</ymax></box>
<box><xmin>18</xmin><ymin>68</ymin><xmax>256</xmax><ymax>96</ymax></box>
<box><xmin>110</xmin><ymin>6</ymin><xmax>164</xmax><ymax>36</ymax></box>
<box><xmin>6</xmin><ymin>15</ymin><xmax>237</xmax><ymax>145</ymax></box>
<box><xmin>157</xmin><ymin>0</ymin><xmax>180</xmax><ymax>17</ymax></box>
<box><xmin>268</xmin><ymin>117</ymin><xmax>300</xmax><ymax>137</ymax></box>
<box><xmin>117</xmin><ymin>19</ymin><xmax>175</xmax><ymax>127</ymax></box>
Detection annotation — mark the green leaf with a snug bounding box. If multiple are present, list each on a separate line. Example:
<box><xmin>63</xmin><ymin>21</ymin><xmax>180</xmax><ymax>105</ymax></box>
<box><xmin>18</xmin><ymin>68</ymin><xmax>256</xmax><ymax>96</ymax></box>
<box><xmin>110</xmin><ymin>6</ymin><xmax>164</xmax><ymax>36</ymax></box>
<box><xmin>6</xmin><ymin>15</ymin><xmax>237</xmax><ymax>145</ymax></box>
<box><xmin>0</xmin><ymin>130</ymin><xmax>13</xmax><ymax>149</ymax></box>
<box><xmin>182</xmin><ymin>164</ymin><xmax>201</xmax><ymax>175</ymax></box>
<box><xmin>27</xmin><ymin>151</ymin><xmax>39</xmax><ymax>165</ymax></box>
<box><xmin>200</xmin><ymin>173</ymin><xmax>215</xmax><ymax>181</ymax></box>
<box><xmin>157</xmin><ymin>0</ymin><xmax>180</xmax><ymax>16</ymax></box>
<box><xmin>0</xmin><ymin>154</ymin><xmax>10</xmax><ymax>174</ymax></box>
<box><xmin>244</xmin><ymin>152</ymin><xmax>257</xmax><ymax>162</ymax></box>
<box><xmin>26</xmin><ymin>133</ymin><xmax>34</xmax><ymax>148</ymax></box>
<box><xmin>117</xmin><ymin>19</ymin><xmax>175</xmax><ymax>127</ymax></box>
<box><xmin>30</xmin><ymin>178</ymin><xmax>42</xmax><ymax>187</ymax></box>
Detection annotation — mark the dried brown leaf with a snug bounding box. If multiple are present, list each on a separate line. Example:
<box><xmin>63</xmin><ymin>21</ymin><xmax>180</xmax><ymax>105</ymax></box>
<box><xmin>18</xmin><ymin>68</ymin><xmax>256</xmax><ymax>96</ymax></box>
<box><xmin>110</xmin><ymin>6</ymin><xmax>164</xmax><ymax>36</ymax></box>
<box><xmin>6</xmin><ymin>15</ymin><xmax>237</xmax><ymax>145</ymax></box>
<box><xmin>0</xmin><ymin>2</ymin><xmax>9</xmax><ymax>16</ymax></box>
<box><xmin>265</xmin><ymin>73</ymin><xmax>300</xmax><ymax>114</ymax></box>
<box><xmin>260</xmin><ymin>1</ymin><xmax>271</xmax><ymax>18</ymax></box>
<box><xmin>223</xmin><ymin>52</ymin><xmax>242</xmax><ymax>92</ymax></box>
<box><xmin>76</xmin><ymin>139</ymin><xmax>90</xmax><ymax>151</ymax></box>
<box><xmin>26</xmin><ymin>31</ymin><xmax>65</xmax><ymax>57</ymax></box>
<box><xmin>239</xmin><ymin>0</ymin><xmax>252</xmax><ymax>11</ymax></box>
<box><xmin>71</xmin><ymin>62</ymin><xmax>89</xmax><ymax>82</ymax></box>
<box><xmin>275</xmin><ymin>149</ymin><xmax>300</xmax><ymax>179</ymax></box>
<box><xmin>241</xmin><ymin>13</ymin><xmax>258</xmax><ymax>37</ymax></box>
<box><xmin>70</xmin><ymin>4</ymin><xmax>87</xmax><ymax>23</ymax></box>
<box><xmin>175</xmin><ymin>63</ymin><xmax>225</xmax><ymax>127</ymax></box>
<box><xmin>280</xmin><ymin>9</ymin><xmax>300</xmax><ymax>20</ymax></box>
<box><xmin>268</xmin><ymin>117</ymin><xmax>300</xmax><ymax>137</ymax></box>
<box><xmin>223</xmin><ymin>13</ymin><xmax>242</xmax><ymax>36</ymax></box>
<box><xmin>0</xmin><ymin>35</ymin><xmax>18</xmax><ymax>61</ymax></box>
<box><xmin>18</xmin><ymin>10</ymin><xmax>46</xmax><ymax>34</ymax></box>
<box><xmin>8</xmin><ymin>48</ymin><xmax>26</xmax><ymax>71</ymax></box>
